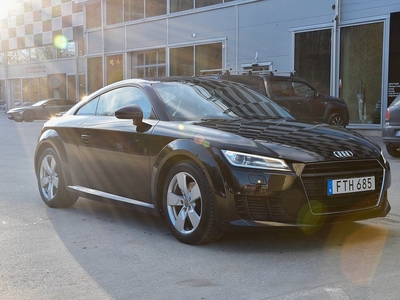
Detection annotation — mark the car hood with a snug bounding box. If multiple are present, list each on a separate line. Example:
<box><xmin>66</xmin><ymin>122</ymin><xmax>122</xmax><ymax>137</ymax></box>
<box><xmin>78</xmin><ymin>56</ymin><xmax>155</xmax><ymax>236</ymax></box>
<box><xmin>193</xmin><ymin>118</ymin><xmax>381</xmax><ymax>162</ymax></box>
<box><xmin>322</xmin><ymin>94</ymin><xmax>347</xmax><ymax>105</ymax></box>
<box><xmin>7</xmin><ymin>107</ymin><xmax>27</xmax><ymax>113</ymax></box>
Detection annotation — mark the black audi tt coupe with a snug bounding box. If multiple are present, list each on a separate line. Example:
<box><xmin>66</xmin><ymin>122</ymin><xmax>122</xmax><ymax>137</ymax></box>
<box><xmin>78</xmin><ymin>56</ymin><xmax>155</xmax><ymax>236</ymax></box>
<box><xmin>34</xmin><ymin>77</ymin><xmax>391</xmax><ymax>244</ymax></box>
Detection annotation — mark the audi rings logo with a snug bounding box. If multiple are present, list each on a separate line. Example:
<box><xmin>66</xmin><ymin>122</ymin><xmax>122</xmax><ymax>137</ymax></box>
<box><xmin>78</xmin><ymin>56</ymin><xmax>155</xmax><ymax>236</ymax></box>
<box><xmin>333</xmin><ymin>150</ymin><xmax>354</xmax><ymax>158</ymax></box>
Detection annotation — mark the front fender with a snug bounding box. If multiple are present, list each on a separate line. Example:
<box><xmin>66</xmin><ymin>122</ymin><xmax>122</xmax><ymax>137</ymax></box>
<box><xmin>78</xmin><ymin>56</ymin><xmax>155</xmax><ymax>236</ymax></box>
<box><xmin>323</xmin><ymin>102</ymin><xmax>349</xmax><ymax>125</ymax></box>
<box><xmin>151</xmin><ymin>139</ymin><xmax>226</xmax><ymax>213</ymax></box>
<box><xmin>35</xmin><ymin>129</ymin><xmax>83</xmax><ymax>188</ymax></box>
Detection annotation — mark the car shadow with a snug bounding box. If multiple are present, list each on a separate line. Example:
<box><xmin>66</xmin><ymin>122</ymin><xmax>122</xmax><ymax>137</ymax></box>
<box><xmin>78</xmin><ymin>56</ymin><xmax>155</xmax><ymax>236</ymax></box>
<box><xmin>46</xmin><ymin>197</ymin><xmax>393</xmax><ymax>299</ymax></box>
<box><xmin>48</xmin><ymin>196</ymin><xmax>389</xmax><ymax>252</ymax></box>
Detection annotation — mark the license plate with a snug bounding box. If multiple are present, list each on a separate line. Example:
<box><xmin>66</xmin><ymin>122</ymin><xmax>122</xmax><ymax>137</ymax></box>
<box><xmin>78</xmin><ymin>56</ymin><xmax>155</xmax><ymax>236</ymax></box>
<box><xmin>327</xmin><ymin>176</ymin><xmax>375</xmax><ymax>195</ymax></box>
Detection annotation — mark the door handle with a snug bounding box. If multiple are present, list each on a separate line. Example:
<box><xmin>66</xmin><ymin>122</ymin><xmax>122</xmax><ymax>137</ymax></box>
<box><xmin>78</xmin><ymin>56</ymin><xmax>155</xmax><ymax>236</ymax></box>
<box><xmin>81</xmin><ymin>134</ymin><xmax>91</xmax><ymax>143</ymax></box>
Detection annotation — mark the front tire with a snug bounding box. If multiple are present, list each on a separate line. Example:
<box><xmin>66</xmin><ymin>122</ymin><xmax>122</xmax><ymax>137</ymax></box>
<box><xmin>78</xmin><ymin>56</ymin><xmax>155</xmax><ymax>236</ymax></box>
<box><xmin>386</xmin><ymin>145</ymin><xmax>400</xmax><ymax>157</ymax></box>
<box><xmin>162</xmin><ymin>160</ymin><xmax>224</xmax><ymax>244</ymax></box>
<box><xmin>37</xmin><ymin>147</ymin><xmax>78</xmax><ymax>208</ymax></box>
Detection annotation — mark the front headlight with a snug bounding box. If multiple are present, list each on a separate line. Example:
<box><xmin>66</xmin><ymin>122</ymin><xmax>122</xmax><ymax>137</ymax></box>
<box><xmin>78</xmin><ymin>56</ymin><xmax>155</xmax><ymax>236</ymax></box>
<box><xmin>222</xmin><ymin>150</ymin><xmax>290</xmax><ymax>171</ymax></box>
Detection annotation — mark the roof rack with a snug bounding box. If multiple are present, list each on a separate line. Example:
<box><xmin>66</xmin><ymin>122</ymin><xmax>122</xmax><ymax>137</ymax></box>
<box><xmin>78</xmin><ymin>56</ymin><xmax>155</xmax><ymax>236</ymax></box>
<box><xmin>199</xmin><ymin>68</ymin><xmax>296</xmax><ymax>77</ymax></box>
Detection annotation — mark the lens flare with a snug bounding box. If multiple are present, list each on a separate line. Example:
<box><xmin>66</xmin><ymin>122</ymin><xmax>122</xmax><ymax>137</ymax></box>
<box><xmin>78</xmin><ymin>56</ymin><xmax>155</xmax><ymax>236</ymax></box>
<box><xmin>53</xmin><ymin>35</ymin><xmax>68</xmax><ymax>49</ymax></box>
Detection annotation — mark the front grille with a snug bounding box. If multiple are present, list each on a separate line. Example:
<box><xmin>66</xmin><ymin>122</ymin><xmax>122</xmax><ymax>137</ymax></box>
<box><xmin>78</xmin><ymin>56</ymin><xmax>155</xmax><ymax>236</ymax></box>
<box><xmin>301</xmin><ymin>160</ymin><xmax>384</xmax><ymax>214</ymax></box>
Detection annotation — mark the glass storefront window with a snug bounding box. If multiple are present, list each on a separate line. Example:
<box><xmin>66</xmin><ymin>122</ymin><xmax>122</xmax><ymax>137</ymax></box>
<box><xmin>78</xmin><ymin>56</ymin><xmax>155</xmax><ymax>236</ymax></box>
<box><xmin>106</xmin><ymin>0</ymin><xmax>123</xmax><ymax>25</ymax></box>
<box><xmin>170</xmin><ymin>46</ymin><xmax>193</xmax><ymax>76</ymax></box>
<box><xmin>77</xmin><ymin>40</ymin><xmax>85</xmax><ymax>57</ymax></box>
<box><xmin>57</xmin><ymin>42</ymin><xmax>76</xmax><ymax>59</ymax></box>
<box><xmin>79</xmin><ymin>74</ymin><xmax>86</xmax><ymax>101</ymax></box>
<box><xmin>107</xmin><ymin>54</ymin><xmax>124</xmax><ymax>85</ymax></box>
<box><xmin>11</xmin><ymin>79</ymin><xmax>22</xmax><ymax>107</ymax></box>
<box><xmin>170</xmin><ymin>0</ymin><xmax>193</xmax><ymax>13</ymax></box>
<box><xmin>124</xmin><ymin>0</ymin><xmax>144</xmax><ymax>21</ymax></box>
<box><xmin>67</xmin><ymin>75</ymin><xmax>76</xmax><ymax>101</ymax></box>
<box><xmin>88</xmin><ymin>57</ymin><xmax>103</xmax><ymax>94</ymax></box>
<box><xmin>37</xmin><ymin>46</ymin><xmax>56</xmax><ymax>61</ymax></box>
<box><xmin>170</xmin><ymin>43</ymin><xmax>222</xmax><ymax>76</ymax></box>
<box><xmin>131</xmin><ymin>49</ymin><xmax>166</xmax><ymax>78</ymax></box>
<box><xmin>196</xmin><ymin>0</ymin><xmax>223</xmax><ymax>9</ymax></box>
<box><xmin>22</xmin><ymin>77</ymin><xmax>48</xmax><ymax>103</ymax></box>
<box><xmin>146</xmin><ymin>0</ymin><xmax>166</xmax><ymax>18</ymax></box>
<box><xmin>18</xmin><ymin>49</ymin><xmax>31</xmax><ymax>63</ymax></box>
<box><xmin>30</xmin><ymin>78</ymin><xmax>40</xmax><ymax>102</ymax></box>
<box><xmin>86</xmin><ymin>2</ymin><xmax>101</xmax><ymax>29</ymax></box>
<box><xmin>195</xmin><ymin>43</ymin><xmax>222</xmax><ymax>75</ymax></box>
<box><xmin>295</xmin><ymin>29</ymin><xmax>331</xmax><ymax>95</ymax></box>
<box><xmin>39</xmin><ymin>77</ymin><xmax>48</xmax><ymax>100</ymax></box>
<box><xmin>340</xmin><ymin>22</ymin><xmax>383</xmax><ymax>124</ymax></box>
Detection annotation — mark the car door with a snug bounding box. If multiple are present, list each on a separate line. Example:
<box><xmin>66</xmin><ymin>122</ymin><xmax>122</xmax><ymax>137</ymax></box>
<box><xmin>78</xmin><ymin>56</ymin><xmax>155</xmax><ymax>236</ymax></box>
<box><xmin>290</xmin><ymin>81</ymin><xmax>325</xmax><ymax>122</ymax></box>
<box><xmin>34</xmin><ymin>100</ymin><xmax>55</xmax><ymax>119</ymax></box>
<box><xmin>269</xmin><ymin>81</ymin><xmax>298</xmax><ymax>116</ymax></box>
<box><xmin>76</xmin><ymin>86</ymin><xmax>156</xmax><ymax>202</ymax></box>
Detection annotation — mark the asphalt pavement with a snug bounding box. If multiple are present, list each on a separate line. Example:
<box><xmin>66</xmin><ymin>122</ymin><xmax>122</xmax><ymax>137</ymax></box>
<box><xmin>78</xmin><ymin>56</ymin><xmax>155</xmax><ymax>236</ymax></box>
<box><xmin>1</xmin><ymin>114</ymin><xmax>400</xmax><ymax>300</ymax></box>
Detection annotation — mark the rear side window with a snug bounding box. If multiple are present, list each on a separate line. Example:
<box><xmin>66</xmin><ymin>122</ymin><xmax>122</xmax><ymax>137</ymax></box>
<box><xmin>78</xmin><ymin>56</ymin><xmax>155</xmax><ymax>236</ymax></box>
<box><xmin>45</xmin><ymin>100</ymin><xmax>57</xmax><ymax>106</ymax></box>
<box><xmin>271</xmin><ymin>81</ymin><xmax>291</xmax><ymax>97</ymax></box>
<box><xmin>291</xmin><ymin>81</ymin><xmax>314</xmax><ymax>97</ymax></box>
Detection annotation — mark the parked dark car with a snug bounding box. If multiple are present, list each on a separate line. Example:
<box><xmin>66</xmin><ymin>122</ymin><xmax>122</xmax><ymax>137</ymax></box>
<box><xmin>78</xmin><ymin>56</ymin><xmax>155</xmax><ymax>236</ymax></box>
<box><xmin>7</xmin><ymin>98</ymin><xmax>76</xmax><ymax>122</ymax></box>
<box><xmin>383</xmin><ymin>94</ymin><xmax>400</xmax><ymax>157</ymax></box>
<box><xmin>34</xmin><ymin>78</ymin><xmax>390</xmax><ymax>244</ymax></box>
<box><xmin>210</xmin><ymin>72</ymin><xmax>349</xmax><ymax>127</ymax></box>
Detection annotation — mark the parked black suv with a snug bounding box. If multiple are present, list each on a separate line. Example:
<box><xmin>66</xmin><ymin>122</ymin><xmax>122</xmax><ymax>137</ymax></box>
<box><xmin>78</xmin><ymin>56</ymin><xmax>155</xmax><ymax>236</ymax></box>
<box><xmin>213</xmin><ymin>72</ymin><xmax>349</xmax><ymax>127</ymax></box>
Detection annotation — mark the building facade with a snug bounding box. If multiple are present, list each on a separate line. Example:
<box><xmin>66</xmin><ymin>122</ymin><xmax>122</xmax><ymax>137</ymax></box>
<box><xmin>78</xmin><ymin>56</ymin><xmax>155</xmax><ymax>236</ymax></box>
<box><xmin>1</xmin><ymin>0</ymin><xmax>399</xmax><ymax>128</ymax></box>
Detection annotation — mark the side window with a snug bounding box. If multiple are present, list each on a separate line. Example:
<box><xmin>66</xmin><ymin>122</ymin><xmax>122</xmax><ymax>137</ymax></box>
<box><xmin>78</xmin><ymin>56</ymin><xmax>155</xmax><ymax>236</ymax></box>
<box><xmin>291</xmin><ymin>81</ymin><xmax>314</xmax><ymax>97</ymax></box>
<box><xmin>96</xmin><ymin>86</ymin><xmax>153</xmax><ymax>118</ymax></box>
<box><xmin>60</xmin><ymin>100</ymin><xmax>74</xmax><ymax>105</ymax></box>
<box><xmin>46</xmin><ymin>100</ymin><xmax>57</xmax><ymax>106</ymax></box>
<box><xmin>76</xmin><ymin>96</ymin><xmax>100</xmax><ymax>115</ymax></box>
<box><xmin>271</xmin><ymin>81</ymin><xmax>291</xmax><ymax>97</ymax></box>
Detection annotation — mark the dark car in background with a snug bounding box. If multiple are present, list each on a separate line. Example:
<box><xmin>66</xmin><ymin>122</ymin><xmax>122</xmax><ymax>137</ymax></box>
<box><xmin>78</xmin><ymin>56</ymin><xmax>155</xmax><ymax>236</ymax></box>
<box><xmin>0</xmin><ymin>100</ymin><xmax>6</xmax><ymax>113</ymax></box>
<box><xmin>7</xmin><ymin>98</ymin><xmax>76</xmax><ymax>122</ymax></box>
<box><xmin>209</xmin><ymin>72</ymin><xmax>349</xmax><ymax>127</ymax></box>
<box><xmin>34</xmin><ymin>77</ymin><xmax>390</xmax><ymax>244</ymax></box>
<box><xmin>383</xmin><ymin>94</ymin><xmax>400</xmax><ymax>157</ymax></box>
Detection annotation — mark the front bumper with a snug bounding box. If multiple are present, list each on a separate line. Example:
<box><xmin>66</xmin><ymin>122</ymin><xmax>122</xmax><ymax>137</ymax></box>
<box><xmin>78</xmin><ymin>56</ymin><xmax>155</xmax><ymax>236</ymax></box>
<box><xmin>7</xmin><ymin>112</ymin><xmax>23</xmax><ymax>121</ymax></box>
<box><xmin>216</xmin><ymin>158</ymin><xmax>391</xmax><ymax>230</ymax></box>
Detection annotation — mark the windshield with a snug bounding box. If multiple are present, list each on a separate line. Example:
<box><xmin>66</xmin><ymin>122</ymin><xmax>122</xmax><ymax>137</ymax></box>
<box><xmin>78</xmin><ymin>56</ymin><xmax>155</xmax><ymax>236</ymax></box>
<box><xmin>153</xmin><ymin>80</ymin><xmax>293</xmax><ymax>120</ymax></box>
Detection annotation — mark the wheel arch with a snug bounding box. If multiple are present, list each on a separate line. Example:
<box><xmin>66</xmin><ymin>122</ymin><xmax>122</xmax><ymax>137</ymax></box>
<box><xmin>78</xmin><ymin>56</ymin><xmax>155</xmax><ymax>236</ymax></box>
<box><xmin>23</xmin><ymin>109</ymin><xmax>35</xmax><ymax>121</ymax></box>
<box><xmin>323</xmin><ymin>104</ymin><xmax>349</xmax><ymax>125</ymax></box>
<box><xmin>34</xmin><ymin>129</ymin><xmax>73</xmax><ymax>186</ymax></box>
<box><xmin>151</xmin><ymin>140</ymin><xmax>226</xmax><ymax>215</ymax></box>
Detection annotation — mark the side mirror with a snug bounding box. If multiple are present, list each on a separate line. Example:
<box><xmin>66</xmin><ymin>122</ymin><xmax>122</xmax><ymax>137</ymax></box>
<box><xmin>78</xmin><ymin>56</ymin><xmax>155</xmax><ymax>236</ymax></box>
<box><xmin>115</xmin><ymin>104</ymin><xmax>143</xmax><ymax>125</ymax></box>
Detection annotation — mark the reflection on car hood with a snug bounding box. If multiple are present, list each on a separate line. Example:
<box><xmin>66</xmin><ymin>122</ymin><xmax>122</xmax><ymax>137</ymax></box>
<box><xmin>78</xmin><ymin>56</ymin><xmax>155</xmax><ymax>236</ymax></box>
<box><xmin>7</xmin><ymin>107</ymin><xmax>26</xmax><ymax>113</ymax></box>
<box><xmin>196</xmin><ymin>118</ymin><xmax>380</xmax><ymax>162</ymax></box>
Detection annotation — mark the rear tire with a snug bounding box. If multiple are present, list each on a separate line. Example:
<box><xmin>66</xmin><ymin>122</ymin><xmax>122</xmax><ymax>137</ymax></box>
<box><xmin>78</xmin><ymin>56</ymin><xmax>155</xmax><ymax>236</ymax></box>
<box><xmin>386</xmin><ymin>145</ymin><xmax>400</xmax><ymax>157</ymax></box>
<box><xmin>37</xmin><ymin>147</ymin><xmax>78</xmax><ymax>208</ymax></box>
<box><xmin>23</xmin><ymin>110</ymin><xmax>35</xmax><ymax>122</ymax></box>
<box><xmin>162</xmin><ymin>160</ymin><xmax>224</xmax><ymax>244</ymax></box>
